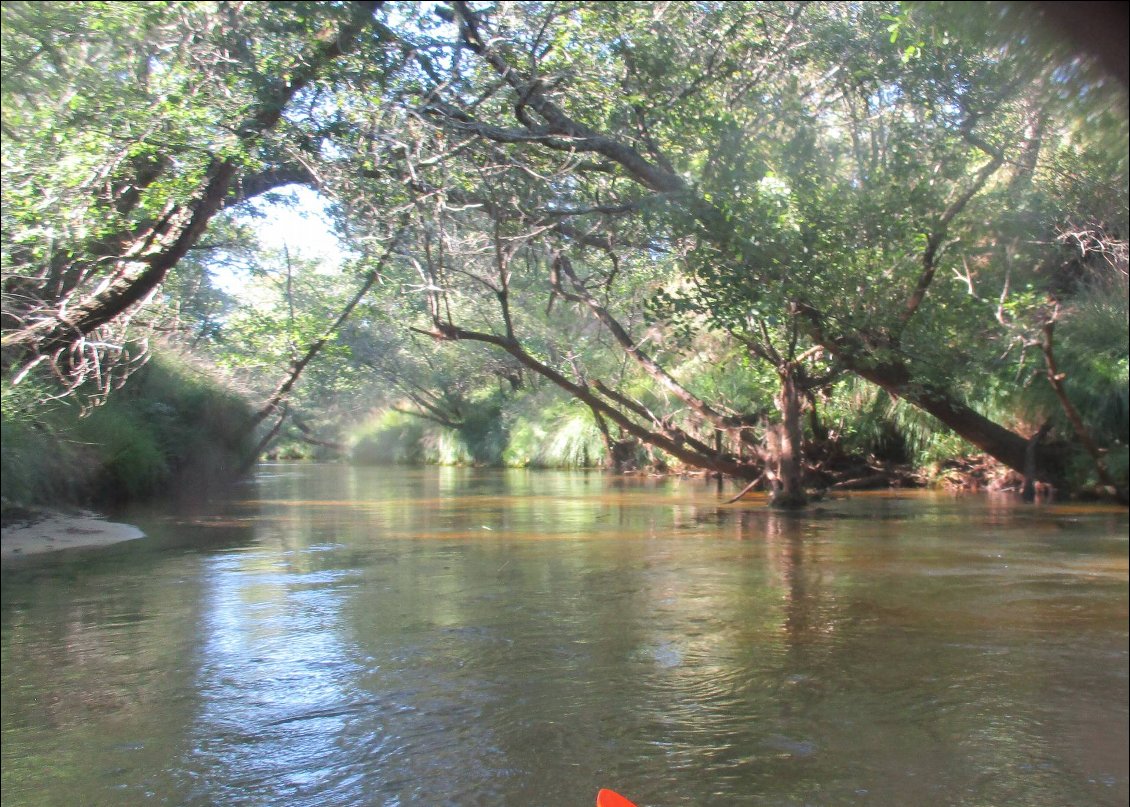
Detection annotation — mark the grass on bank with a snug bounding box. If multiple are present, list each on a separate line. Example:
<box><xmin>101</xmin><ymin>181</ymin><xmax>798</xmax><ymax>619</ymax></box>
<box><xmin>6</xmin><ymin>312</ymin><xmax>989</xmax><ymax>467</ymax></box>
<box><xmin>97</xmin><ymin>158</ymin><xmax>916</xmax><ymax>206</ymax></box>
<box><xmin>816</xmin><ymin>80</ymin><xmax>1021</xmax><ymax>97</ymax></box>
<box><xmin>1</xmin><ymin>351</ymin><xmax>254</xmax><ymax>510</ymax></box>
<box><xmin>350</xmin><ymin>399</ymin><xmax>608</xmax><ymax>469</ymax></box>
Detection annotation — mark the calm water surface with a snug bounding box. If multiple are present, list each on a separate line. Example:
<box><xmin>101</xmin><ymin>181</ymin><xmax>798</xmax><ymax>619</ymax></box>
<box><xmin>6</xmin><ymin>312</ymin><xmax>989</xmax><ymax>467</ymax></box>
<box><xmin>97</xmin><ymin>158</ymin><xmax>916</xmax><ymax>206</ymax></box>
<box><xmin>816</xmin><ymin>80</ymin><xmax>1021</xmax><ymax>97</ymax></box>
<box><xmin>2</xmin><ymin>465</ymin><xmax>1127</xmax><ymax>806</ymax></box>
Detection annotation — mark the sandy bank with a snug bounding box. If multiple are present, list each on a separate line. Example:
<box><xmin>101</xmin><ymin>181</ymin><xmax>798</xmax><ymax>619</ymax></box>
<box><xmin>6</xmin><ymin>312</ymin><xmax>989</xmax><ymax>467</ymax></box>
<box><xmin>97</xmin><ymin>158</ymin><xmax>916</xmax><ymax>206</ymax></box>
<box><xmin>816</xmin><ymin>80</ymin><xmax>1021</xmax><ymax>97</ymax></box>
<box><xmin>1</xmin><ymin>511</ymin><xmax>145</xmax><ymax>560</ymax></box>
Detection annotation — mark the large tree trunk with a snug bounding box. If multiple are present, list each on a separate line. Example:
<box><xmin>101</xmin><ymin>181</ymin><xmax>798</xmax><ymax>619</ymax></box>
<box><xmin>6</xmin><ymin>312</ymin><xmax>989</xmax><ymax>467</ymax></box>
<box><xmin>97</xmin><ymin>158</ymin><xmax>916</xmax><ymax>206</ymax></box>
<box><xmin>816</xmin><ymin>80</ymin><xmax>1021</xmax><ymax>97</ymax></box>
<box><xmin>768</xmin><ymin>370</ymin><xmax>808</xmax><ymax>509</ymax></box>
<box><xmin>811</xmin><ymin>324</ymin><xmax>1064</xmax><ymax>484</ymax></box>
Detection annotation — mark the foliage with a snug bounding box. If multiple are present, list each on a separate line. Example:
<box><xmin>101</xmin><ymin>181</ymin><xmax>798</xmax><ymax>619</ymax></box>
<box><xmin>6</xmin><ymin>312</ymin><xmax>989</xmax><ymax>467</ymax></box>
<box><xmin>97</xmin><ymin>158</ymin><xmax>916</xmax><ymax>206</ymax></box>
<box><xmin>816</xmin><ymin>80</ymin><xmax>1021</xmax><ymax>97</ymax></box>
<box><xmin>3</xmin><ymin>1</ymin><xmax>1126</xmax><ymax>500</ymax></box>
<box><xmin>0</xmin><ymin>379</ymin><xmax>90</xmax><ymax>506</ymax></box>
<box><xmin>1</xmin><ymin>0</ymin><xmax>382</xmax><ymax>389</ymax></box>
<box><xmin>350</xmin><ymin>387</ymin><xmax>609</xmax><ymax>470</ymax></box>
<box><xmin>350</xmin><ymin>410</ymin><xmax>429</xmax><ymax>466</ymax></box>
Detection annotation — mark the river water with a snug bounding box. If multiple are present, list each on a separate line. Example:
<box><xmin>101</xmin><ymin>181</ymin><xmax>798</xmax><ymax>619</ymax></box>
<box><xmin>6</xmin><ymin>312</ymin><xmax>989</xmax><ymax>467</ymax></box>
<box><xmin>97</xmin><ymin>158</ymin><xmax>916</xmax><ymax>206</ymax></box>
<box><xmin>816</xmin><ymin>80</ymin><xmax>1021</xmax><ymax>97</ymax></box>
<box><xmin>2</xmin><ymin>465</ymin><xmax>1127</xmax><ymax>806</ymax></box>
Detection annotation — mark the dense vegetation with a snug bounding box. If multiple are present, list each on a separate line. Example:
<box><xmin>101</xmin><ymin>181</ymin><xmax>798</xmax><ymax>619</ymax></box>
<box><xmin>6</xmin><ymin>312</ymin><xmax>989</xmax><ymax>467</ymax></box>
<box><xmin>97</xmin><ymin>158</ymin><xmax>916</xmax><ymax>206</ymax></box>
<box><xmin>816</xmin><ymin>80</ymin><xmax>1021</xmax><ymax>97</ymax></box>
<box><xmin>1</xmin><ymin>351</ymin><xmax>253</xmax><ymax>508</ymax></box>
<box><xmin>2</xmin><ymin>1</ymin><xmax>1126</xmax><ymax>510</ymax></box>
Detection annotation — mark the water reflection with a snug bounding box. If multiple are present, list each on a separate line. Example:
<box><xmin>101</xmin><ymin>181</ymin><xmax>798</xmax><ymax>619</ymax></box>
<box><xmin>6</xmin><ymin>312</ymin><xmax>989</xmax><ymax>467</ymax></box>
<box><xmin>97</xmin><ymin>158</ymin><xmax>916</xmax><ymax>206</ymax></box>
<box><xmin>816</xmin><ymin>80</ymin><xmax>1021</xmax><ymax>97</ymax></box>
<box><xmin>1</xmin><ymin>467</ymin><xmax>1127</xmax><ymax>806</ymax></box>
<box><xmin>184</xmin><ymin>550</ymin><xmax>370</xmax><ymax>804</ymax></box>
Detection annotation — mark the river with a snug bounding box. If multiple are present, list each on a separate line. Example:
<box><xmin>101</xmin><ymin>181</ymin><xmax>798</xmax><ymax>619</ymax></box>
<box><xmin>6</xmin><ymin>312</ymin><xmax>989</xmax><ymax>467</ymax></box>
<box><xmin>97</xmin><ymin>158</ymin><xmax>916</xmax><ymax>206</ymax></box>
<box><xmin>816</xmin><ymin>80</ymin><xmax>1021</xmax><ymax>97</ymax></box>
<box><xmin>2</xmin><ymin>465</ymin><xmax>1127</xmax><ymax>806</ymax></box>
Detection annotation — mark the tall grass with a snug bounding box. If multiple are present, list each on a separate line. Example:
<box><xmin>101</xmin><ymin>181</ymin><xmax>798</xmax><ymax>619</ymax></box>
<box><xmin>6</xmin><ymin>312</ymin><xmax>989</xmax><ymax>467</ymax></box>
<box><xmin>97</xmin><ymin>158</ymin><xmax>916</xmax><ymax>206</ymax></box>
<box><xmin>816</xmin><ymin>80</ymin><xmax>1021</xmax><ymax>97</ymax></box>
<box><xmin>1</xmin><ymin>381</ymin><xmax>90</xmax><ymax>506</ymax></box>
<box><xmin>823</xmin><ymin>378</ymin><xmax>973</xmax><ymax>468</ymax></box>
<box><xmin>1007</xmin><ymin>281</ymin><xmax>1129</xmax><ymax>487</ymax></box>
<box><xmin>352</xmin><ymin>410</ymin><xmax>453</xmax><ymax>465</ymax></box>
<box><xmin>504</xmin><ymin>402</ymin><xmax>606</xmax><ymax>468</ymax></box>
<box><xmin>350</xmin><ymin>397</ymin><xmax>607</xmax><ymax>469</ymax></box>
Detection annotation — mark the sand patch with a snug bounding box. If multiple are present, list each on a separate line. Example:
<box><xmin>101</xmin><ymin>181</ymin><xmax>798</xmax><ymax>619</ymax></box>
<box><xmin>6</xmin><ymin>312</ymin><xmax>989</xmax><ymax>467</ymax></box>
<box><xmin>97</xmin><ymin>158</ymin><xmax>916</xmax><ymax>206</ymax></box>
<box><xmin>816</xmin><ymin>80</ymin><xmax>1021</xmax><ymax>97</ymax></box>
<box><xmin>1</xmin><ymin>511</ymin><xmax>145</xmax><ymax>560</ymax></box>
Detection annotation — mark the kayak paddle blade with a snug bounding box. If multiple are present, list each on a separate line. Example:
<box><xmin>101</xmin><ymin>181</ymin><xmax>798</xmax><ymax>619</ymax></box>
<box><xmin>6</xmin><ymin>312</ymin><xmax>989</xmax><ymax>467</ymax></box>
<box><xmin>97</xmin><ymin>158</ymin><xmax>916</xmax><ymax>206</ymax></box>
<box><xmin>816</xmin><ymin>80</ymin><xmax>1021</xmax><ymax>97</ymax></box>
<box><xmin>596</xmin><ymin>789</ymin><xmax>639</xmax><ymax>807</ymax></box>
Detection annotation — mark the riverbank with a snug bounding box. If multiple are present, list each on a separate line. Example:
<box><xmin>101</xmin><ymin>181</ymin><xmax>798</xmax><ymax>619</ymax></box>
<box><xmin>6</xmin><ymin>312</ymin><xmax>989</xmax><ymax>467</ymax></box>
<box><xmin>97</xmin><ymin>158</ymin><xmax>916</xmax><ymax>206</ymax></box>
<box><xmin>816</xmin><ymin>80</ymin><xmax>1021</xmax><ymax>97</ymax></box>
<box><xmin>1</xmin><ymin>507</ymin><xmax>145</xmax><ymax>560</ymax></box>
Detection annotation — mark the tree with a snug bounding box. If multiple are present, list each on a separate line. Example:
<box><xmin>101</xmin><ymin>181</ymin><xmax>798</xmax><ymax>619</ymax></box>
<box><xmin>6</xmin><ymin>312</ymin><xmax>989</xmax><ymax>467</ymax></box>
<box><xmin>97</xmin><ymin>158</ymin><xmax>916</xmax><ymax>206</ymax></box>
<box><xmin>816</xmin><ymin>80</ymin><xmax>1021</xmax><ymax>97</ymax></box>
<box><xmin>355</xmin><ymin>0</ymin><xmax>1126</xmax><ymax>496</ymax></box>
<box><xmin>1</xmin><ymin>1</ymin><xmax>382</xmax><ymax>385</ymax></box>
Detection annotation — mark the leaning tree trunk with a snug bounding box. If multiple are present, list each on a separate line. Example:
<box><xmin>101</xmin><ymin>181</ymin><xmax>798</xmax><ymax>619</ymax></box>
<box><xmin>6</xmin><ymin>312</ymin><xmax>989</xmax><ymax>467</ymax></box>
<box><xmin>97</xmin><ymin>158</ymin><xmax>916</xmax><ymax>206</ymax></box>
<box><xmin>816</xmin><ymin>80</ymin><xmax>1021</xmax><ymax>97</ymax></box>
<box><xmin>796</xmin><ymin>304</ymin><xmax>1065</xmax><ymax>486</ymax></box>
<box><xmin>589</xmin><ymin>406</ymin><xmax>639</xmax><ymax>473</ymax></box>
<box><xmin>247</xmin><ymin>228</ymin><xmax>403</xmax><ymax>434</ymax></box>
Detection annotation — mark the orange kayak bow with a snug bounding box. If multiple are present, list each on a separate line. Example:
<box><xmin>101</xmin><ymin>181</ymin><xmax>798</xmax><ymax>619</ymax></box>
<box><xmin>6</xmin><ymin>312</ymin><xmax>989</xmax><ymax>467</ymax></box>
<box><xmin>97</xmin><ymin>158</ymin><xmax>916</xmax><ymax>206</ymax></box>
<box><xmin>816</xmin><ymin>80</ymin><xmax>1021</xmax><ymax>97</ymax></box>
<box><xmin>596</xmin><ymin>789</ymin><xmax>639</xmax><ymax>807</ymax></box>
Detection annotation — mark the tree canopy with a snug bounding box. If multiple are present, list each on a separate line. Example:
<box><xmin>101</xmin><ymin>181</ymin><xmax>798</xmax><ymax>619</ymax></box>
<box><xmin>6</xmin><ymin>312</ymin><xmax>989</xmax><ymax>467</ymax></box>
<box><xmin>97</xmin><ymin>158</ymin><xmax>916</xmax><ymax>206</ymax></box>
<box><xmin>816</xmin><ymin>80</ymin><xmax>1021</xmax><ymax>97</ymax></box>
<box><xmin>3</xmin><ymin>0</ymin><xmax>1127</xmax><ymax>505</ymax></box>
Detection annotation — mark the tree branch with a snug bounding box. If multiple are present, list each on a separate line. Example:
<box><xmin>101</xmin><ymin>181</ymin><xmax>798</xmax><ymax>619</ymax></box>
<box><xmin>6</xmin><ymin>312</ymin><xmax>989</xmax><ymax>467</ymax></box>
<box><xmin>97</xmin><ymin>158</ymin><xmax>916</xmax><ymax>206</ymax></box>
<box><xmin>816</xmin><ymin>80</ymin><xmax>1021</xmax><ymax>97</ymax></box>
<box><xmin>249</xmin><ymin>222</ymin><xmax>404</xmax><ymax>429</ymax></box>
<box><xmin>419</xmin><ymin>316</ymin><xmax>760</xmax><ymax>478</ymax></box>
<box><xmin>2</xmin><ymin>2</ymin><xmax>383</xmax><ymax>373</ymax></box>
<box><xmin>552</xmin><ymin>251</ymin><xmax>759</xmax><ymax>439</ymax></box>
<box><xmin>1039</xmin><ymin>308</ymin><xmax>1114</xmax><ymax>488</ymax></box>
<box><xmin>898</xmin><ymin>134</ymin><xmax>1004</xmax><ymax>330</ymax></box>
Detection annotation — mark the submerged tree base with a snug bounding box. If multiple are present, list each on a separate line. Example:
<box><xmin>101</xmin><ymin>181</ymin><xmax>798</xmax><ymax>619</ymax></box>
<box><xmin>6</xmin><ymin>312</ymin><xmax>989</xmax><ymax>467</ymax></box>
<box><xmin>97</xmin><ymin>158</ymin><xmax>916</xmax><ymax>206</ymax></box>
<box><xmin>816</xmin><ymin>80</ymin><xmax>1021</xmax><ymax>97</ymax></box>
<box><xmin>769</xmin><ymin>490</ymin><xmax>809</xmax><ymax>510</ymax></box>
